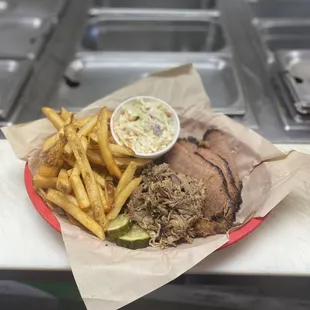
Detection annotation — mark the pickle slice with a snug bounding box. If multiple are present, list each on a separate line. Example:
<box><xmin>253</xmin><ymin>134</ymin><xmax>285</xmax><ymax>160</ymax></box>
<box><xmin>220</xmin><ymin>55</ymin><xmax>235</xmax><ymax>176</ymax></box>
<box><xmin>116</xmin><ymin>224</ymin><xmax>150</xmax><ymax>250</ymax></box>
<box><xmin>106</xmin><ymin>214</ymin><xmax>131</xmax><ymax>240</ymax></box>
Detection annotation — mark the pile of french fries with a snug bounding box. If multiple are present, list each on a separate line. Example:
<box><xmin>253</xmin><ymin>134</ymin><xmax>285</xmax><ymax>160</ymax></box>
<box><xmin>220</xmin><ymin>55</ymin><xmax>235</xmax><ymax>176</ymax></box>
<box><xmin>32</xmin><ymin>106</ymin><xmax>151</xmax><ymax>240</ymax></box>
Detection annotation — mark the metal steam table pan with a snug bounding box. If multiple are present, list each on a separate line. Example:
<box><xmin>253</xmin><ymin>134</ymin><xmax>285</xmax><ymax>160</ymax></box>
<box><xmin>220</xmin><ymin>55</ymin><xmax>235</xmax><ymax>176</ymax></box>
<box><xmin>80</xmin><ymin>11</ymin><xmax>226</xmax><ymax>53</ymax></box>
<box><xmin>247</xmin><ymin>0</ymin><xmax>310</xmax><ymax>19</ymax></box>
<box><xmin>254</xmin><ymin>20</ymin><xmax>310</xmax><ymax>52</ymax></box>
<box><xmin>277</xmin><ymin>50</ymin><xmax>310</xmax><ymax>115</ymax></box>
<box><xmin>51</xmin><ymin>52</ymin><xmax>246</xmax><ymax>115</ymax></box>
<box><xmin>0</xmin><ymin>17</ymin><xmax>52</xmax><ymax>59</ymax></box>
<box><xmin>0</xmin><ymin>60</ymin><xmax>31</xmax><ymax>120</ymax></box>
<box><xmin>91</xmin><ymin>0</ymin><xmax>216</xmax><ymax>10</ymax></box>
<box><xmin>0</xmin><ymin>0</ymin><xmax>67</xmax><ymax>19</ymax></box>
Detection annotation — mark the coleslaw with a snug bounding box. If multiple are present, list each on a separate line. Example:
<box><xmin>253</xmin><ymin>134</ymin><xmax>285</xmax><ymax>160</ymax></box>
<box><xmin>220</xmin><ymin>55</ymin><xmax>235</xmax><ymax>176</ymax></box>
<box><xmin>113</xmin><ymin>97</ymin><xmax>175</xmax><ymax>154</ymax></box>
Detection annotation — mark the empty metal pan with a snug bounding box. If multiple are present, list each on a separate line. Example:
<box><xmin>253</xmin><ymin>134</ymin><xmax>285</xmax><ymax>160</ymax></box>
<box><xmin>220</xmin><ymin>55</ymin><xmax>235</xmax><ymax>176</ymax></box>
<box><xmin>91</xmin><ymin>0</ymin><xmax>216</xmax><ymax>10</ymax></box>
<box><xmin>277</xmin><ymin>50</ymin><xmax>310</xmax><ymax>114</ymax></box>
<box><xmin>81</xmin><ymin>13</ymin><xmax>225</xmax><ymax>53</ymax></box>
<box><xmin>51</xmin><ymin>53</ymin><xmax>245</xmax><ymax>115</ymax></box>
<box><xmin>0</xmin><ymin>60</ymin><xmax>31</xmax><ymax>120</ymax></box>
<box><xmin>0</xmin><ymin>0</ymin><xmax>67</xmax><ymax>19</ymax></box>
<box><xmin>255</xmin><ymin>20</ymin><xmax>310</xmax><ymax>52</ymax></box>
<box><xmin>0</xmin><ymin>17</ymin><xmax>52</xmax><ymax>59</ymax></box>
<box><xmin>247</xmin><ymin>0</ymin><xmax>310</xmax><ymax>19</ymax></box>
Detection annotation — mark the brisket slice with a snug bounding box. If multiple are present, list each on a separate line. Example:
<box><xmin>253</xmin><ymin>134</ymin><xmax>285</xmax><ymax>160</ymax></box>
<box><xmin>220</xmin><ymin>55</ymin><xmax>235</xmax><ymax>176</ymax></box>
<box><xmin>178</xmin><ymin>140</ymin><xmax>241</xmax><ymax>212</ymax></box>
<box><xmin>164</xmin><ymin>141</ymin><xmax>226</xmax><ymax>193</ymax></box>
<box><xmin>178</xmin><ymin>140</ymin><xmax>239</xmax><ymax>235</ymax></box>
<box><xmin>164</xmin><ymin>141</ymin><xmax>235</xmax><ymax>235</ymax></box>
<box><xmin>203</xmin><ymin>129</ymin><xmax>241</xmax><ymax>191</ymax></box>
<box><xmin>194</xmin><ymin>218</ymin><xmax>229</xmax><ymax>236</ymax></box>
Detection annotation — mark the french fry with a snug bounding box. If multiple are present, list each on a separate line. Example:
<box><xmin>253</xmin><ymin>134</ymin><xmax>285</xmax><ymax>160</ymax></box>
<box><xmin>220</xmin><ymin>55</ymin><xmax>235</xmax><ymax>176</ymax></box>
<box><xmin>60</xmin><ymin>107</ymin><xmax>72</xmax><ymax>121</ymax></box>
<box><xmin>65</xmin><ymin>125</ymin><xmax>107</xmax><ymax>228</ymax></box>
<box><xmin>87</xmin><ymin>150</ymin><xmax>151</xmax><ymax>168</ymax></box>
<box><xmin>37</xmin><ymin>188</ymin><xmax>55</xmax><ymax>210</ymax></box>
<box><xmin>67</xmin><ymin>213</ymin><xmax>84</xmax><ymax>228</ymax></box>
<box><xmin>89</xmin><ymin>133</ymin><xmax>123</xmax><ymax>146</ymax></box>
<box><xmin>64</xmin><ymin>117</ymin><xmax>95</xmax><ymax>155</ymax></box>
<box><xmin>88</xmin><ymin>134</ymin><xmax>98</xmax><ymax>150</ymax></box>
<box><xmin>63</xmin><ymin>145</ymin><xmax>73</xmax><ymax>159</ymax></box>
<box><xmin>115</xmin><ymin>157</ymin><xmax>152</xmax><ymax>168</ymax></box>
<box><xmin>43</xmin><ymin>134</ymin><xmax>66</xmax><ymax>167</ymax></box>
<box><xmin>33</xmin><ymin>175</ymin><xmax>57</xmax><ymax>189</ymax></box>
<box><xmin>75</xmin><ymin>110</ymin><xmax>110</xmax><ymax>127</ymax></box>
<box><xmin>65</xmin><ymin>194</ymin><xmax>89</xmax><ymax>227</ymax></box>
<box><xmin>91</xmin><ymin>125</ymin><xmax>97</xmax><ymax>135</ymax></box>
<box><xmin>109</xmin><ymin>144</ymin><xmax>135</xmax><ymax>157</ymax></box>
<box><xmin>36</xmin><ymin>188</ymin><xmax>65</xmax><ymax>216</ymax></box>
<box><xmin>39</xmin><ymin>134</ymin><xmax>66</xmax><ymax>177</ymax></box>
<box><xmin>92</xmin><ymin>170</ymin><xmax>106</xmax><ymax>189</ymax></box>
<box><xmin>78</xmin><ymin>115</ymin><xmax>98</xmax><ymax>137</ymax></box>
<box><xmin>42</xmin><ymin>112</ymin><xmax>73</xmax><ymax>153</ymax></box>
<box><xmin>42</xmin><ymin>133</ymin><xmax>59</xmax><ymax>153</ymax></box>
<box><xmin>66</xmin><ymin>194</ymin><xmax>79</xmax><ymax>206</ymax></box>
<box><xmin>63</xmin><ymin>143</ymin><xmax>72</xmax><ymax>158</ymax></box>
<box><xmin>72</xmin><ymin>116</ymin><xmax>93</xmax><ymax>128</ymax></box>
<box><xmin>88</xmin><ymin>132</ymin><xmax>98</xmax><ymax>144</ymax></box>
<box><xmin>87</xmin><ymin>209</ymin><xmax>94</xmax><ymax>219</ymax></box>
<box><xmin>65</xmin><ymin>135</ymin><xmax>88</xmax><ymax>158</ymax></box>
<box><xmin>107</xmin><ymin>178</ymin><xmax>142</xmax><ymax>220</ymax></box>
<box><xmin>67</xmin><ymin>168</ymin><xmax>73</xmax><ymax>176</ymax></box>
<box><xmin>87</xmin><ymin>143</ymin><xmax>99</xmax><ymax>152</ymax></box>
<box><xmin>87</xmin><ymin>150</ymin><xmax>104</xmax><ymax>166</ymax></box>
<box><xmin>63</xmin><ymin>156</ymin><xmax>75</xmax><ymax>167</ymax></box>
<box><xmin>42</xmin><ymin>107</ymin><xmax>64</xmax><ymax>130</ymax></box>
<box><xmin>87</xmin><ymin>140</ymin><xmax>135</xmax><ymax>157</ymax></box>
<box><xmin>97</xmin><ymin>107</ymin><xmax>122</xmax><ymax>179</ymax></box>
<box><xmin>71</xmin><ymin>164</ymin><xmax>80</xmax><ymax>176</ymax></box>
<box><xmin>105</xmin><ymin>181</ymin><xmax>115</xmax><ymax>212</ymax></box>
<box><xmin>97</xmin><ymin>183</ymin><xmax>109</xmax><ymax>213</ymax></box>
<box><xmin>39</xmin><ymin>166</ymin><xmax>61</xmax><ymax>177</ymax></box>
<box><xmin>115</xmin><ymin>162</ymin><xmax>137</xmax><ymax>198</ymax></box>
<box><xmin>56</xmin><ymin>169</ymin><xmax>72</xmax><ymax>194</ymax></box>
<box><xmin>47</xmin><ymin>189</ymin><xmax>104</xmax><ymax>240</ymax></box>
<box><xmin>64</xmin><ymin>113</ymin><xmax>75</xmax><ymax>125</ymax></box>
<box><xmin>69</xmin><ymin>175</ymin><xmax>90</xmax><ymax>211</ymax></box>
<box><xmin>81</xmin><ymin>136</ymin><xmax>88</xmax><ymax>151</ymax></box>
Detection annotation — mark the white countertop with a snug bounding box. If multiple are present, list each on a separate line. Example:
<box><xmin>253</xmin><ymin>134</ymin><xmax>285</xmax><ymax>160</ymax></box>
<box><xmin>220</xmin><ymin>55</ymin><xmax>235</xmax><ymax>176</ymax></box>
<box><xmin>1</xmin><ymin>139</ymin><xmax>310</xmax><ymax>275</ymax></box>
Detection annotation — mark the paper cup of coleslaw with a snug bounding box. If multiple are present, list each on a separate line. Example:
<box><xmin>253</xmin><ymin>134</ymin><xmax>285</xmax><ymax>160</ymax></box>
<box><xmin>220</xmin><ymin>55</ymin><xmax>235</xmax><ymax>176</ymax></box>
<box><xmin>110</xmin><ymin>96</ymin><xmax>180</xmax><ymax>159</ymax></box>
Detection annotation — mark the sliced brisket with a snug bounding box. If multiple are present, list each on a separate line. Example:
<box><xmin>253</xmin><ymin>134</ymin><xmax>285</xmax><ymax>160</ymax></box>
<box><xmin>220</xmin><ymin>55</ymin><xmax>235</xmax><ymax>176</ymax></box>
<box><xmin>179</xmin><ymin>139</ymin><xmax>240</xmax><ymax>211</ymax></box>
<box><xmin>164</xmin><ymin>133</ymin><xmax>242</xmax><ymax>237</ymax></box>
<box><xmin>203</xmin><ymin>129</ymin><xmax>241</xmax><ymax>190</ymax></box>
<box><xmin>165</xmin><ymin>141</ymin><xmax>233</xmax><ymax>221</ymax></box>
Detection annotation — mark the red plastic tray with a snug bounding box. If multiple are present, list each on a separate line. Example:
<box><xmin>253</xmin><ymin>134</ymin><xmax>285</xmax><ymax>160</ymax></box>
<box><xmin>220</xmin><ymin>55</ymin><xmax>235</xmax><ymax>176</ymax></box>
<box><xmin>24</xmin><ymin>163</ymin><xmax>266</xmax><ymax>249</ymax></box>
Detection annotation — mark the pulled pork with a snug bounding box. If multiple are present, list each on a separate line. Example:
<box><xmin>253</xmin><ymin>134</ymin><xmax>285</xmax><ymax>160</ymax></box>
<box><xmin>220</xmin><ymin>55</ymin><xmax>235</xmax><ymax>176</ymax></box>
<box><xmin>127</xmin><ymin>164</ymin><xmax>207</xmax><ymax>248</ymax></box>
